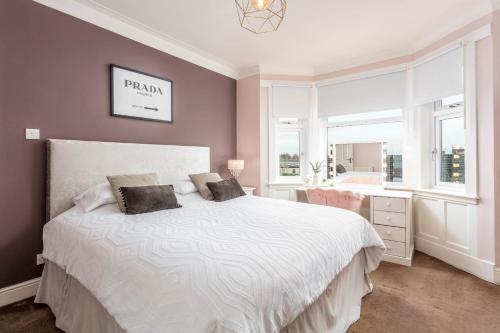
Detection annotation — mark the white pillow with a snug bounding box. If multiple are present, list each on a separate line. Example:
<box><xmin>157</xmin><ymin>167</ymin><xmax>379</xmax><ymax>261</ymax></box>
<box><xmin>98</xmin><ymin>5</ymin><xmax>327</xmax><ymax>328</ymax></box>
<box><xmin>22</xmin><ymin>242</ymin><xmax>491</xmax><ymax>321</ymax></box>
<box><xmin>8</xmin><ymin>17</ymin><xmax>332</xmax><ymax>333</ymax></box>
<box><xmin>173</xmin><ymin>180</ymin><xmax>198</xmax><ymax>195</ymax></box>
<box><xmin>73</xmin><ymin>182</ymin><xmax>116</xmax><ymax>212</ymax></box>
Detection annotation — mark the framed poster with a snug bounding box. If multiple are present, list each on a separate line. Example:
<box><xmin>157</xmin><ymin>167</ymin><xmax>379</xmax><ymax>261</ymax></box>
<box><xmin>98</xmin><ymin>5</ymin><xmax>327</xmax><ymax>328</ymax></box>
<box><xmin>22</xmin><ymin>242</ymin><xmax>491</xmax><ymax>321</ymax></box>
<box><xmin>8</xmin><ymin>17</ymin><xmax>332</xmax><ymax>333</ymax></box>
<box><xmin>110</xmin><ymin>64</ymin><xmax>173</xmax><ymax>123</ymax></box>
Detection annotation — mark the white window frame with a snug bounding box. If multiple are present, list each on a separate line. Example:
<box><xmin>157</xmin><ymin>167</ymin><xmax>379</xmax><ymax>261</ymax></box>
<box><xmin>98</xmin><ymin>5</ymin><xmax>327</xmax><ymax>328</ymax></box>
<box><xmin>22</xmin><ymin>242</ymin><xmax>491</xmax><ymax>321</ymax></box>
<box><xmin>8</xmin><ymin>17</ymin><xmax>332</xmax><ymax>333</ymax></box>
<box><xmin>432</xmin><ymin>106</ymin><xmax>466</xmax><ymax>191</ymax></box>
<box><xmin>272</xmin><ymin>119</ymin><xmax>305</xmax><ymax>183</ymax></box>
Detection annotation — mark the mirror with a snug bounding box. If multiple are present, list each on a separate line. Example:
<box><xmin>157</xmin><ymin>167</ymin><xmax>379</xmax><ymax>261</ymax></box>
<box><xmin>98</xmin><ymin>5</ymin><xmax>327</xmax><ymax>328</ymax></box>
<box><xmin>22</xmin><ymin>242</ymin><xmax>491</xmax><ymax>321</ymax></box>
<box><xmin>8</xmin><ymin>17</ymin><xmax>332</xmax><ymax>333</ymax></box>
<box><xmin>328</xmin><ymin>142</ymin><xmax>386</xmax><ymax>186</ymax></box>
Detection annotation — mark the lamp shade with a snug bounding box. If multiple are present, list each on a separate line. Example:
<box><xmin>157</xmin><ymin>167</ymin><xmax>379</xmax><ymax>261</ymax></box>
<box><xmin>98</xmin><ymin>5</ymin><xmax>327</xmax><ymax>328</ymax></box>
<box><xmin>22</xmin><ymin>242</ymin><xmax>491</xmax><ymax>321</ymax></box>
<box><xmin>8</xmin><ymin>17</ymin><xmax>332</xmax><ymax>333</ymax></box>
<box><xmin>228</xmin><ymin>160</ymin><xmax>244</xmax><ymax>170</ymax></box>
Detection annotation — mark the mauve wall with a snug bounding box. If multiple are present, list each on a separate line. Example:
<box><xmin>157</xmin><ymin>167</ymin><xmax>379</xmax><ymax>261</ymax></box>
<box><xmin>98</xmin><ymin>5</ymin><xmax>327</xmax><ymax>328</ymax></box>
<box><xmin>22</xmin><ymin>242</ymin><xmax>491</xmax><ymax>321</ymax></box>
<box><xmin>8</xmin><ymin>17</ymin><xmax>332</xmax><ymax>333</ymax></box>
<box><xmin>0</xmin><ymin>0</ymin><xmax>236</xmax><ymax>288</ymax></box>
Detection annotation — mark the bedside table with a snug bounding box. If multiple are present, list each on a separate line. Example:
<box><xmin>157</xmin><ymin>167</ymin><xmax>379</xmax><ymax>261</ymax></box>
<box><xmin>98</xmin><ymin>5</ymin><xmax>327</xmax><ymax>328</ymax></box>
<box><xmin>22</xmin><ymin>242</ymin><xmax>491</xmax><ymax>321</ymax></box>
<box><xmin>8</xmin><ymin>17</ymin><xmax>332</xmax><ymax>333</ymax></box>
<box><xmin>242</xmin><ymin>186</ymin><xmax>256</xmax><ymax>196</ymax></box>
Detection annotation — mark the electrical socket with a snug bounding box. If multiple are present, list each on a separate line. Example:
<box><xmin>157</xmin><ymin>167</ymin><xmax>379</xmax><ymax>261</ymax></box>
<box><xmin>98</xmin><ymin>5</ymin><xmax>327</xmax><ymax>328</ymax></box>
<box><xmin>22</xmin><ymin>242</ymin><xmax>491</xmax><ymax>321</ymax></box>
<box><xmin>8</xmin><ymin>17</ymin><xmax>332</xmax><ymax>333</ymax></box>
<box><xmin>36</xmin><ymin>253</ymin><xmax>45</xmax><ymax>265</ymax></box>
<box><xmin>25</xmin><ymin>128</ymin><xmax>40</xmax><ymax>140</ymax></box>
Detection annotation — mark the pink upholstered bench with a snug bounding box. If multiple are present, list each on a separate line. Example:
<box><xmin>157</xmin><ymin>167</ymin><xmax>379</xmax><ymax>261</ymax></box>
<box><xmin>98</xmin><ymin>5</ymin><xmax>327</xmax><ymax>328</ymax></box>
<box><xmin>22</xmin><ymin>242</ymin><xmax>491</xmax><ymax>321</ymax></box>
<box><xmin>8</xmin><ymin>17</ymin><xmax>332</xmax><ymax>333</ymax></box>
<box><xmin>305</xmin><ymin>188</ymin><xmax>365</xmax><ymax>214</ymax></box>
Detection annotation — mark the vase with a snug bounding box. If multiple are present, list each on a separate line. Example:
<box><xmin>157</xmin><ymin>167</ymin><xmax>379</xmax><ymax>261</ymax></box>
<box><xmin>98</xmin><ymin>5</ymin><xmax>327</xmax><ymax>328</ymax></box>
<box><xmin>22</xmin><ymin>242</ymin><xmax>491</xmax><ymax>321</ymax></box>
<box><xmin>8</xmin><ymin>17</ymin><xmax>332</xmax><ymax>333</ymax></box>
<box><xmin>313</xmin><ymin>174</ymin><xmax>319</xmax><ymax>186</ymax></box>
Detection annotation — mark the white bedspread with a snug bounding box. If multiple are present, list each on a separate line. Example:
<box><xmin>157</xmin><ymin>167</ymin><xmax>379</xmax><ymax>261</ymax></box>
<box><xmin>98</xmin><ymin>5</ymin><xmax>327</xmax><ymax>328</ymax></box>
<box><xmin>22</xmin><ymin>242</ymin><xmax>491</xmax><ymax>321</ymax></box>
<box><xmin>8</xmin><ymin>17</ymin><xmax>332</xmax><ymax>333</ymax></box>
<box><xmin>42</xmin><ymin>194</ymin><xmax>385</xmax><ymax>333</ymax></box>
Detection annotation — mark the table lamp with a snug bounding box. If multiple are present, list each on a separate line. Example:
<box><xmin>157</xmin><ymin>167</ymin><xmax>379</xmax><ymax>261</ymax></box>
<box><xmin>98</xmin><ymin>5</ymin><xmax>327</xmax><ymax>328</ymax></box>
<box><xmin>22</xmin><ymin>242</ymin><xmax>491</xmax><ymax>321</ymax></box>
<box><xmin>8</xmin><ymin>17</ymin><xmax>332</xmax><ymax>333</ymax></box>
<box><xmin>228</xmin><ymin>160</ymin><xmax>244</xmax><ymax>179</ymax></box>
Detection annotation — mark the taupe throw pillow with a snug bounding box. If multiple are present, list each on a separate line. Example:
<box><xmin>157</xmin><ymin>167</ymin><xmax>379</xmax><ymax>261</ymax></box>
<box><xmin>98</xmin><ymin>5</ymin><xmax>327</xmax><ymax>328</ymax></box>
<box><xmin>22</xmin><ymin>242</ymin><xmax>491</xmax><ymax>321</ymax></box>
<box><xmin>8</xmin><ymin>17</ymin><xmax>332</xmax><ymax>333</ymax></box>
<box><xmin>189</xmin><ymin>172</ymin><xmax>222</xmax><ymax>200</ymax></box>
<box><xmin>119</xmin><ymin>185</ymin><xmax>181</xmax><ymax>215</ymax></box>
<box><xmin>107</xmin><ymin>173</ymin><xmax>160</xmax><ymax>212</ymax></box>
<box><xmin>206</xmin><ymin>178</ymin><xmax>246</xmax><ymax>202</ymax></box>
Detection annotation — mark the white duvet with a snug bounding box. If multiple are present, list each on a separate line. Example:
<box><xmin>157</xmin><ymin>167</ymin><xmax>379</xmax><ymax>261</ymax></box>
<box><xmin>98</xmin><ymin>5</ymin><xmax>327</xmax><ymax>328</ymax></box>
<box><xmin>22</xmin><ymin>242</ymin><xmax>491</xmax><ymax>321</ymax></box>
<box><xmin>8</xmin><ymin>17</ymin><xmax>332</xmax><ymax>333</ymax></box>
<box><xmin>42</xmin><ymin>194</ymin><xmax>385</xmax><ymax>333</ymax></box>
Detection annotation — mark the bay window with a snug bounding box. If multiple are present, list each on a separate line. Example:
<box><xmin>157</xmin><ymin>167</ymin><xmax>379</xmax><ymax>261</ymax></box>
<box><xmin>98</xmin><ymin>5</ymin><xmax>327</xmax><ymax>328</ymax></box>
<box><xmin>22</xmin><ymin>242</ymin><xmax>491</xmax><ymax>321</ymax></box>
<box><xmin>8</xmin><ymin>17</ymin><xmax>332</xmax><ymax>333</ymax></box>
<box><xmin>265</xmin><ymin>40</ymin><xmax>477</xmax><ymax>197</ymax></box>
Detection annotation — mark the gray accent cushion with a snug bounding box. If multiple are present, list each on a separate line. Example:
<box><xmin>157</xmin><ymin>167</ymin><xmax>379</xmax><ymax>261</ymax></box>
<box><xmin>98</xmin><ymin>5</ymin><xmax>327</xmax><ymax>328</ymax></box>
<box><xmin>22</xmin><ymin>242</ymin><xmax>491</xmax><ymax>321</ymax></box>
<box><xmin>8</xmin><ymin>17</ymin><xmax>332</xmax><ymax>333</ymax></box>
<box><xmin>118</xmin><ymin>185</ymin><xmax>181</xmax><ymax>215</ymax></box>
<box><xmin>189</xmin><ymin>173</ymin><xmax>222</xmax><ymax>200</ymax></box>
<box><xmin>336</xmin><ymin>164</ymin><xmax>347</xmax><ymax>174</ymax></box>
<box><xmin>107</xmin><ymin>173</ymin><xmax>160</xmax><ymax>212</ymax></box>
<box><xmin>206</xmin><ymin>178</ymin><xmax>246</xmax><ymax>202</ymax></box>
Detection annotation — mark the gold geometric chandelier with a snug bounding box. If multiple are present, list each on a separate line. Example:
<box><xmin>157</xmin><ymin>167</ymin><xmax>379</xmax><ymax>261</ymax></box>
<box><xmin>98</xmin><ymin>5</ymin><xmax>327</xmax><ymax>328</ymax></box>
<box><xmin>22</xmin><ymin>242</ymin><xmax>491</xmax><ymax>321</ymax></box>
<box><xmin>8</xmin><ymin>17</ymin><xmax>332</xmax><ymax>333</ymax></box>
<box><xmin>234</xmin><ymin>0</ymin><xmax>287</xmax><ymax>34</ymax></box>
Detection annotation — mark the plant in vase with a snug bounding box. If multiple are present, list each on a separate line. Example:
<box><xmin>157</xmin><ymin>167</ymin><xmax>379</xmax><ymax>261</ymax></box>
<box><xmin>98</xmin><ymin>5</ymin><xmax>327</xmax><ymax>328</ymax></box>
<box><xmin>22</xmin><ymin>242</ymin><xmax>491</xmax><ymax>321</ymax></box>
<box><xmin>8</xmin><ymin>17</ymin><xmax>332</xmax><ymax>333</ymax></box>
<box><xmin>309</xmin><ymin>161</ymin><xmax>324</xmax><ymax>186</ymax></box>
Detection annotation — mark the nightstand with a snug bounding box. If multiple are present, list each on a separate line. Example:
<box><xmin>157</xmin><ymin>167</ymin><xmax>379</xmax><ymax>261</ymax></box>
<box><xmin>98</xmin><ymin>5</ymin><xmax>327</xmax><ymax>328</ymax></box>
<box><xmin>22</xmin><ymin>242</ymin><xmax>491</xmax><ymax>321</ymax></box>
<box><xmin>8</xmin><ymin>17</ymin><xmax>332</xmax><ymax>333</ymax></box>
<box><xmin>242</xmin><ymin>186</ymin><xmax>256</xmax><ymax>196</ymax></box>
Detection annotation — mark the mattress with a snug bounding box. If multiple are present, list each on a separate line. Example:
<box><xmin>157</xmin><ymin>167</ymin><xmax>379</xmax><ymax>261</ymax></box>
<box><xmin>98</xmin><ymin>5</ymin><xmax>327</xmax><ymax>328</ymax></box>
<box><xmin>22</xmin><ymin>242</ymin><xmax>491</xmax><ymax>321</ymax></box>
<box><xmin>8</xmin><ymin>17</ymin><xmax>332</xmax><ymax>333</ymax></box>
<box><xmin>39</xmin><ymin>193</ymin><xmax>385</xmax><ymax>333</ymax></box>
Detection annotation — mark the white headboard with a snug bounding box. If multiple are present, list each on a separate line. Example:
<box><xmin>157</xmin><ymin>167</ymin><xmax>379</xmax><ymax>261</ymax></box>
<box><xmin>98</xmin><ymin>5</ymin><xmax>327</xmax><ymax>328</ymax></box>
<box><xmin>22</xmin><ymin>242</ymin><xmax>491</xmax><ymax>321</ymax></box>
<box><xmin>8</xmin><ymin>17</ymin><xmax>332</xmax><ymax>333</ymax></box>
<box><xmin>47</xmin><ymin>139</ymin><xmax>210</xmax><ymax>220</ymax></box>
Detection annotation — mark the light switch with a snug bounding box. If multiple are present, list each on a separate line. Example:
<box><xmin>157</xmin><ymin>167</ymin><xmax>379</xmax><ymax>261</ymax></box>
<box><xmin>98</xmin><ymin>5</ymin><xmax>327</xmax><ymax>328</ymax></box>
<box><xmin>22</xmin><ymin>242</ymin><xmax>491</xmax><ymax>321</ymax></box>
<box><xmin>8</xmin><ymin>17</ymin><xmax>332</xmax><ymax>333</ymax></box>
<box><xmin>25</xmin><ymin>128</ymin><xmax>40</xmax><ymax>140</ymax></box>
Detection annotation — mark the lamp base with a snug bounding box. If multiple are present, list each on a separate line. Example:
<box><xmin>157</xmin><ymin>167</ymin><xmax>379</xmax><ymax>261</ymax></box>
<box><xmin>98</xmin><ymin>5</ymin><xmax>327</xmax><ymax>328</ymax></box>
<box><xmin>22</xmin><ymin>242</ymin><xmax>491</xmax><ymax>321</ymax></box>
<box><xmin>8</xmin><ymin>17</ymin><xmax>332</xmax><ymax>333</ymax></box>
<box><xmin>229</xmin><ymin>169</ymin><xmax>242</xmax><ymax>179</ymax></box>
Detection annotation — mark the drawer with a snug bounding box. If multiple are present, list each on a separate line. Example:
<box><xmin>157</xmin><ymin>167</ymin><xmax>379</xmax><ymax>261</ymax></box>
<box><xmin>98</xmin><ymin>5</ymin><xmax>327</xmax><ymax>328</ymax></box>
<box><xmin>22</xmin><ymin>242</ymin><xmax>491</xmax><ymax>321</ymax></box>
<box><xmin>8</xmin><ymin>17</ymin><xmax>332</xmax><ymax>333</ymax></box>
<box><xmin>374</xmin><ymin>225</ymin><xmax>405</xmax><ymax>242</ymax></box>
<box><xmin>373</xmin><ymin>211</ymin><xmax>406</xmax><ymax>228</ymax></box>
<box><xmin>373</xmin><ymin>197</ymin><xmax>406</xmax><ymax>213</ymax></box>
<box><xmin>384</xmin><ymin>240</ymin><xmax>406</xmax><ymax>257</ymax></box>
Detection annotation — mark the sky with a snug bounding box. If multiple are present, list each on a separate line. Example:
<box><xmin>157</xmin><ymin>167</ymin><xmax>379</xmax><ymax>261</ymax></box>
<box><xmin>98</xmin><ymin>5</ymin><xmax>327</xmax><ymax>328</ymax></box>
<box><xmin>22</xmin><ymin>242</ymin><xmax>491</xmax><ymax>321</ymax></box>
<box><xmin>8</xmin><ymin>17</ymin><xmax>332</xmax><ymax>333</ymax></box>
<box><xmin>279</xmin><ymin>131</ymin><xmax>300</xmax><ymax>156</ymax></box>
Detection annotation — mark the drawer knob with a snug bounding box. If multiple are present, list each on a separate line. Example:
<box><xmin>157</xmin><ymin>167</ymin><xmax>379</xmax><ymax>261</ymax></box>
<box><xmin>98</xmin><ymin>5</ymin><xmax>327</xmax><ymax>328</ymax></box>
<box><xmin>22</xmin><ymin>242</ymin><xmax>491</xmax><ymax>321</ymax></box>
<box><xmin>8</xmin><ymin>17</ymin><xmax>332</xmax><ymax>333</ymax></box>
<box><xmin>386</xmin><ymin>202</ymin><xmax>391</xmax><ymax>207</ymax></box>
<box><xmin>387</xmin><ymin>245</ymin><xmax>392</xmax><ymax>250</ymax></box>
<box><xmin>385</xmin><ymin>216</ymin><xmax>392</xmax><ymax>221</ymax></box>
<box><xmin>386</xmin><ymin>231</ymin><xmax>392</xmax><ymax>235</ymax></box>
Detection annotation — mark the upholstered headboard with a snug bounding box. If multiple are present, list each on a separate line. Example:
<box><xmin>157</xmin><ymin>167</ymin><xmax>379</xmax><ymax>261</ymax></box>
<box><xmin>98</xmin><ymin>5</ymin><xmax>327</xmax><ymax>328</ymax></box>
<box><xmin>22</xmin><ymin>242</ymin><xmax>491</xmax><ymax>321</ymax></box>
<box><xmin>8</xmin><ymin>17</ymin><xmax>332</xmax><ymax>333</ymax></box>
<box><xmin>46</xmin><ymin>139</ymin><xmax>210</xmax><ymax>220</ymax></box>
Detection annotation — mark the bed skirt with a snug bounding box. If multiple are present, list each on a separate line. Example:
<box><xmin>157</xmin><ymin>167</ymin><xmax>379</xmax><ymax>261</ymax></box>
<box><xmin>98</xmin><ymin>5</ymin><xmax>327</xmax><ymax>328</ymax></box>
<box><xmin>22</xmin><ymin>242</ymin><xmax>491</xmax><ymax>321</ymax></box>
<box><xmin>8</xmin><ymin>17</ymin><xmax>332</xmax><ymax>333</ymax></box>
<box><xmin>35</xmin><ymin>251</ymin><xmax>372</xmax><ymax>333</ymax></box>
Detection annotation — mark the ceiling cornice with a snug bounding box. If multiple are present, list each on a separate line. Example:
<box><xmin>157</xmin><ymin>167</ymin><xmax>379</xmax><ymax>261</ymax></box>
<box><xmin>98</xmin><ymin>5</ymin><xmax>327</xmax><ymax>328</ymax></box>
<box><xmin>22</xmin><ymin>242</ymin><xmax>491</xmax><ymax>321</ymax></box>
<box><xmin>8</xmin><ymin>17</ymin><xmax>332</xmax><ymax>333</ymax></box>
<box><xmin>32</xmin><ymin>0</ymin><xmax>240</xmax><ymax>79</ymax></box>
<box><xmin>312</xmin><ymin>47</ymin><xmax>412</xmax><ymax>77</ymax></box>
<box><xmin>32</xmin><ymin>0</ymin><xmax>496</xmax><ymax>81</ymax></box>
<box><xmin>411</xmin><ymin>7</ymin><xmax>492</xmax><ymax>52</ymax></box>
<box><xmin>273</xmin><ymin>11</ymin><xmax>492</xmax><ymax>79</ymax></box>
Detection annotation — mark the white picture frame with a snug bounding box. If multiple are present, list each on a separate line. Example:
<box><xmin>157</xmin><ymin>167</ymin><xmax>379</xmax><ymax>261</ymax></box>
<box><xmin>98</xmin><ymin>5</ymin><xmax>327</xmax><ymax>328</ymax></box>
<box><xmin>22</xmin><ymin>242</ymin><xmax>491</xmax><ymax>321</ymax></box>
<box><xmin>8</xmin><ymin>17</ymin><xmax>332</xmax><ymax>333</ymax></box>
<box><xmin>110</xmin><ymin>64</ymin><xmax>173</xmax><ymax>123</ymax></box>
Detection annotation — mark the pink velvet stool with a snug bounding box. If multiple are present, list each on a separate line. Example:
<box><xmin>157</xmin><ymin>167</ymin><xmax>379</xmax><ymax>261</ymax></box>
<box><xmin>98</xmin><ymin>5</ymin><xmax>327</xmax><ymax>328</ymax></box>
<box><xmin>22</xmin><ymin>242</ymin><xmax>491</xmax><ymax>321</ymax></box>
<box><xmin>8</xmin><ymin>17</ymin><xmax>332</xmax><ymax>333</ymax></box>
<box><xmin>306</xmin><ymin>188</ymin><xmax>365</xmax><ymax>214</ymax></box>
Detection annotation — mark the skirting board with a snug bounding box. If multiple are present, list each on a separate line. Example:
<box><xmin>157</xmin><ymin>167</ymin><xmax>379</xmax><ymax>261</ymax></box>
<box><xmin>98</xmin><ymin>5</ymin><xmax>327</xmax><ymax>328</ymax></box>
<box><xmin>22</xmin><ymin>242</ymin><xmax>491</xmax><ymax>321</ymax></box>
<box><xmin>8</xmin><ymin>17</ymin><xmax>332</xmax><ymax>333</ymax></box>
<box><xmin>0</xmin><ymin>277</ymin><xmax>40</xmax><ymax>308</ymax></box>
<box><xmin>416</xmin><ymin>237</ymin><xmax>497</xmax><ymax>284</ymax></box>
<box><xmin>495</xmin><ymin>267</ymin><xmax>500</xmax><ymax>285</ymax></box>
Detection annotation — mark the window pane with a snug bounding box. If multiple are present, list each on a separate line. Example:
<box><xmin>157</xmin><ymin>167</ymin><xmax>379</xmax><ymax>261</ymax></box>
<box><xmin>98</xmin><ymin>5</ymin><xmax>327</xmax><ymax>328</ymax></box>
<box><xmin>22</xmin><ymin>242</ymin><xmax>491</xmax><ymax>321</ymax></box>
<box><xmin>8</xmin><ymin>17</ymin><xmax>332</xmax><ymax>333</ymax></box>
<box><xmin>327</xmin><ymin>122</ymin><xmax>403</xmax><ymax>182</ymax></box>
<box><xmin>440</xmin><ymin>117</ymin><xmax>465</xmax><ymax>184</ymax></box>
<box><xmin>279</xmin><ymin>131</ymin><xmax>301</xmax><ymax>177</ymax></box>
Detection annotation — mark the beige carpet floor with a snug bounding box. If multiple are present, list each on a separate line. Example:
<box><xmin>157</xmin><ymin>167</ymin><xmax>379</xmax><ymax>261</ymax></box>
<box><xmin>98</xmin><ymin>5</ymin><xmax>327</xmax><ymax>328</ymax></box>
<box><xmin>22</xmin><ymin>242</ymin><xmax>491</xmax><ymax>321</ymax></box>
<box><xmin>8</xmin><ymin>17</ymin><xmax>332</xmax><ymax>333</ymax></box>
<box><xmin>1</xmin><ymin>251</ymin><xmax>499</xmax><ymax>333</ymax></box>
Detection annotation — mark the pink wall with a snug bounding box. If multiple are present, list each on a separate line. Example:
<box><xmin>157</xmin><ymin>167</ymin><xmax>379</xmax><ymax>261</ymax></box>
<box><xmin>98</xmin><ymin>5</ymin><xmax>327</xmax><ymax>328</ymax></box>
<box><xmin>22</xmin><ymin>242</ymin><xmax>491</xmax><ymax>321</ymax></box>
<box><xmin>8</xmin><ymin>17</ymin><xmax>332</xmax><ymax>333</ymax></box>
<box><xmin>492</xmin><ymin>10</ymin><xmax>500</xmax><ymax>265</ymax></box>
<box><xmin>236</xmin><ymin>75</ymin><xmax>262</xmax><ymax>194</ymax></box>
<box><xmin>259</xmin><ymin>87</ymin><xmax>270</xmax><ymax>196</ymax></box>
<box><xmin>476</xmin><ymin>36</ymin><xmax>496</xmax><ymax>262</ymax></box>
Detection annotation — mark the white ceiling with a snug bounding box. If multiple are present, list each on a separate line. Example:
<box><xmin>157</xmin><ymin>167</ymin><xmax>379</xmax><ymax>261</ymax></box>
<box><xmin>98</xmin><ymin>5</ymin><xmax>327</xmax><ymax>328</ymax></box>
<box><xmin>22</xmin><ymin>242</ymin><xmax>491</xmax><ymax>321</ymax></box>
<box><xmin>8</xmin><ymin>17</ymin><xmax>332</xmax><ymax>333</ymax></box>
<box><xmin>51</xmin><ymin>0</ymin><xmax>493</xmax><ymax>77</ymax></box>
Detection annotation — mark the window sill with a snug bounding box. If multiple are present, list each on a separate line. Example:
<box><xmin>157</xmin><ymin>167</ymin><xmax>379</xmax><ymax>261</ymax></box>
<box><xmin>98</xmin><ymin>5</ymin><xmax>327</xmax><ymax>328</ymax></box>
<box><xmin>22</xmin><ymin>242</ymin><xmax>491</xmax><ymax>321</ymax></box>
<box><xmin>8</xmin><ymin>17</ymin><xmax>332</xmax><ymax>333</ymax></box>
<box><xmin>412</xmin><ymin>188</ymin><xmax>478</xmax><ymax>205</ymax></box>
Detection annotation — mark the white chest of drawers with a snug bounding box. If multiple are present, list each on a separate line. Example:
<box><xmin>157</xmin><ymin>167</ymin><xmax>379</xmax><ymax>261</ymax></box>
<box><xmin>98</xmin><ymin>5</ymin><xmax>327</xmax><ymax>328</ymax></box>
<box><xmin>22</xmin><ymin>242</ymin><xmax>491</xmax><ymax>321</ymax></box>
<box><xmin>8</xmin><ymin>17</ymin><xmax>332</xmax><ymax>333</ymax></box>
<box><xmin>370</xmin><ymin>191</ymin><xmax>414</xmax><ymax>266</ymax></box>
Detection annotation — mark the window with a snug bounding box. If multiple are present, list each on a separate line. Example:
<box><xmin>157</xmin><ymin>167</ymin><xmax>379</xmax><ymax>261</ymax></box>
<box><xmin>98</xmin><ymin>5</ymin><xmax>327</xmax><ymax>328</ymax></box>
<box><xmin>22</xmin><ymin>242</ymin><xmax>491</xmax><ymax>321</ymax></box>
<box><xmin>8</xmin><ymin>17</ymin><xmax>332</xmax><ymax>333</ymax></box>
<box><xmin>433</xmin><ymin>103</ymin><xmax>465</xmax><ymax>187</ymax></box>
<box><xmin>278</xmin><ymin>130</ymin><xmax>301</xmax><ymax>177</ymax></box>
<box><xmin>326</xmin><ymin>110</ymin><xmax>404</xmax><ymax>183</ymax></box>
<box><xmin>271</xmin><ymin>117</ymin><xmax>304</xmax><ymax>181</ymax></box>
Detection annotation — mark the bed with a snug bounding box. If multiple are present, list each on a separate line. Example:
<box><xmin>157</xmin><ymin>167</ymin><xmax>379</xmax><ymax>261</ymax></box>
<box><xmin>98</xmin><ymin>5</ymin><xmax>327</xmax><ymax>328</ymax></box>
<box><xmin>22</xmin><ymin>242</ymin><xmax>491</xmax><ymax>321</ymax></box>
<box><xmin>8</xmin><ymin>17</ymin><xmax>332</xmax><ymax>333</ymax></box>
<box><xmin>36</xmin><ymin>139</ymin><xmax>385</xmax><ymax>333</ymax></box>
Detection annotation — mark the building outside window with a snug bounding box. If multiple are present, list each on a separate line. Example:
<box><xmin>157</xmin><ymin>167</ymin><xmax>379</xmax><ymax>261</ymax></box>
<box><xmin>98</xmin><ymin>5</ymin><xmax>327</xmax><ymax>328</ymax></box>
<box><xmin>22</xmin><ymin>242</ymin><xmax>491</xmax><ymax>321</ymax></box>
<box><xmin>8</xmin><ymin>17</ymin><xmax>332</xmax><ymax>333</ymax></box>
<box><xmin>433</xmin><ymin>96</ymin><xmax>465</xmax><ymax>187</ymax></box>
